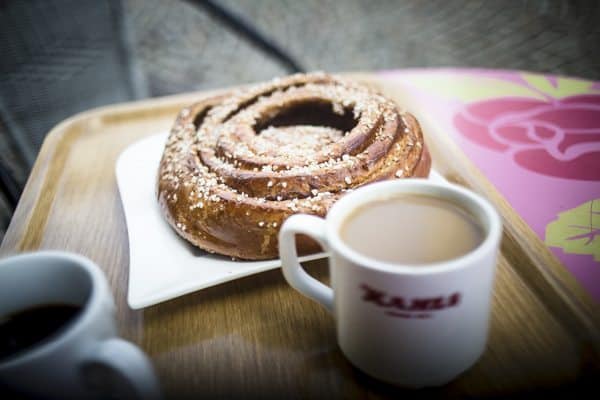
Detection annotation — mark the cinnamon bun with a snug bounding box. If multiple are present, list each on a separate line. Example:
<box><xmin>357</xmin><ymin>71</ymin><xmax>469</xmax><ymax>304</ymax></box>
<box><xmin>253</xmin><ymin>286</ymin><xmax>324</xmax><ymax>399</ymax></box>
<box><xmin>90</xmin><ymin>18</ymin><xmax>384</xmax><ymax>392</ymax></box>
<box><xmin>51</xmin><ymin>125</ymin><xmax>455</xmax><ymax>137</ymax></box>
<box><xmin>158</xmin><ymin>73</ymin><xmax>431</xmax><ymax>260</ymax></box>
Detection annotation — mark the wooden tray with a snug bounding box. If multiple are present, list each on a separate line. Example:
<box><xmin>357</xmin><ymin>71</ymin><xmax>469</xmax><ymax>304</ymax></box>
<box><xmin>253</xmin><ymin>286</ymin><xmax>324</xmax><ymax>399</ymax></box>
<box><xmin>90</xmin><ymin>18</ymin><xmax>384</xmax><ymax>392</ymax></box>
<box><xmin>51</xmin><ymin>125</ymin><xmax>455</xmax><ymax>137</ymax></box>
<box><xmin>2</xmin><ymin>75</ymin><xmax>598</xmax><ymax>398</ymax></box>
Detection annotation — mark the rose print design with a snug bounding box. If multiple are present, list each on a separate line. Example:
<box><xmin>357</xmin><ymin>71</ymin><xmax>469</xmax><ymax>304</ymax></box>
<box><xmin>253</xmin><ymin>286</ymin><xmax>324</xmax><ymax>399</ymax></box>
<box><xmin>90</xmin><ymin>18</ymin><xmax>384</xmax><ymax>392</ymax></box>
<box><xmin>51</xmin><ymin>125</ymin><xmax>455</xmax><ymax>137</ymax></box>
<box><xmin>454</xmin><ymin>94</ymin><xmax>600</xmax><ymax>181</ymax></box>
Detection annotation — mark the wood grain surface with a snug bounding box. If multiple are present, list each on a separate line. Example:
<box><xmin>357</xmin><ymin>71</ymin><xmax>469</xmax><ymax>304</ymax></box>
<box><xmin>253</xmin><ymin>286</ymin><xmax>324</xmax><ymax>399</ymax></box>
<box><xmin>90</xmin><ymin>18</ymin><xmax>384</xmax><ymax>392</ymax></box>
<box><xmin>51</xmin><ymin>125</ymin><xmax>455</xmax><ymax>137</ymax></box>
<box><xmin>1</xmin><ymin>76</ymin><xmax>598</xmax><ymax>398</ymax></box>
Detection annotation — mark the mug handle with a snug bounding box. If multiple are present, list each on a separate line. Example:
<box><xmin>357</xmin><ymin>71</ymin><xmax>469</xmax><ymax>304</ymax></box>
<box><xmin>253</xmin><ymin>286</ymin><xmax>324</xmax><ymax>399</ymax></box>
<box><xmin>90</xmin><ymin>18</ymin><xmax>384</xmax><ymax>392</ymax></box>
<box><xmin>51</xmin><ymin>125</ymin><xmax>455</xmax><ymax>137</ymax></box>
<box><xmin>279</xmin><ymin>214</ymin><xmax>334</xmax><ymax>313</ymax></box>
<box><xmin>81</xmin><ymin>338</ymin><xmax>161</xmax><ymax>400</ymax></box>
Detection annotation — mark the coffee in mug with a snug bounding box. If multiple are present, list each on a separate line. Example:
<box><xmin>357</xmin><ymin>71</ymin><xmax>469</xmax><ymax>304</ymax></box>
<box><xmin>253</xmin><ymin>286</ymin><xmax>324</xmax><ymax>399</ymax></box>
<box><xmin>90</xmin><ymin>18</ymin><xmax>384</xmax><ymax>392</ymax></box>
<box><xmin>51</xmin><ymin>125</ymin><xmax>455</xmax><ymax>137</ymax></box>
<box><xmin>0</xmin><ymin>304</ymin><xmax>81</xmax><ymax>362</ymax></box>
<box><xmin>340</xmin><ymin>194</ymin><xmax>485</xmax><ymax>265</ymax></box>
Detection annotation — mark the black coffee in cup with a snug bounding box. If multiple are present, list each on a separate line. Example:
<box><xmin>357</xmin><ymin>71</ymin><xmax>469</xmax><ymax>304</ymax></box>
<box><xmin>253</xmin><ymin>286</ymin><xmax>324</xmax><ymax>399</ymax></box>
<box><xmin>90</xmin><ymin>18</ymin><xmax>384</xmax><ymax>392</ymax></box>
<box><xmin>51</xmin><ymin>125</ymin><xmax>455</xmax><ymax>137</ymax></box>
<box><xmin>0</xmin><ymin>304</ymin><xmax>81</xmax><ymax>361</ymax></box>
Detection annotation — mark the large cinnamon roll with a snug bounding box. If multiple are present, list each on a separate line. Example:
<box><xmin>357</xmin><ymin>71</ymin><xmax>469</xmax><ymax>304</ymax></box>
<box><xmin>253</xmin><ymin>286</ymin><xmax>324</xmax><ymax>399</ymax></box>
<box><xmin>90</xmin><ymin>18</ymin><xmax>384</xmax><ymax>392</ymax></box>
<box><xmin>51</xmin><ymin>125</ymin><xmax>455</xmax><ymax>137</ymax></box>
<box><xmin>158</xmin><ymin>73</ymin><xmax>431</xmax><ymax>260</ymax></box>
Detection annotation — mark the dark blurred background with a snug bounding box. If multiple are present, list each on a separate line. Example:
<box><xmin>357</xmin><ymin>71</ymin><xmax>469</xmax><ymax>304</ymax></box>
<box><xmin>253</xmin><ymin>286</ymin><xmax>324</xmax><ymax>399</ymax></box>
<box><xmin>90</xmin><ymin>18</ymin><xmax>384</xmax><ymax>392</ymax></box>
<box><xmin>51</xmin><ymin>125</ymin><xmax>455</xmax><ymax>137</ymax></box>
<box><xmin>1</xmin><ymin>0</ymin><xmax>599</xmax><ymax>239</ymax></box>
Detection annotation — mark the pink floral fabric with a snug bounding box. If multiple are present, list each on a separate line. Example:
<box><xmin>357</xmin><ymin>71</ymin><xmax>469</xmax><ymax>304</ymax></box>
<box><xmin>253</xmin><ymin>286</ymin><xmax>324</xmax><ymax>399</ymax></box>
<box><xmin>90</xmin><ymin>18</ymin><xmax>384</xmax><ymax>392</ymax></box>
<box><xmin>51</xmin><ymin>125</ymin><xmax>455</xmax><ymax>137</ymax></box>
<box><xmin>454</xmin><ymin>95</ymin><xmax>600</xmax><ymax>181</ymax></box>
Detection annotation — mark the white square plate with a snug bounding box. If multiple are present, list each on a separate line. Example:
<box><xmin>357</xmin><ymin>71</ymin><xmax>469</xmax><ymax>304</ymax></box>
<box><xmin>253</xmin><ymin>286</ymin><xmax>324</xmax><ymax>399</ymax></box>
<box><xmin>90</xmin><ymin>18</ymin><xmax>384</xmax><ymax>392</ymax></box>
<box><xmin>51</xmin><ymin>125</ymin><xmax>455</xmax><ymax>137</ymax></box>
<box><xmin>116</xmin><ymin>133</ymin><xmax>446</xmax><ymax>309</ymax></box>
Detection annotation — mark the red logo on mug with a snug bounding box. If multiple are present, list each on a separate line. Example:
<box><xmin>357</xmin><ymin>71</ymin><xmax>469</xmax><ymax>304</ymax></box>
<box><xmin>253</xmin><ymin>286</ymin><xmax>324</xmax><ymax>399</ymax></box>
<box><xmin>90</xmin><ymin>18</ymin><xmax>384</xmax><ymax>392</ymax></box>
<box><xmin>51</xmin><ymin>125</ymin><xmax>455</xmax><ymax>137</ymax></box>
<box><xmin>360</xmin><ymin>284</ymin><xmax>461</xmax><ymax>319</ymax></box>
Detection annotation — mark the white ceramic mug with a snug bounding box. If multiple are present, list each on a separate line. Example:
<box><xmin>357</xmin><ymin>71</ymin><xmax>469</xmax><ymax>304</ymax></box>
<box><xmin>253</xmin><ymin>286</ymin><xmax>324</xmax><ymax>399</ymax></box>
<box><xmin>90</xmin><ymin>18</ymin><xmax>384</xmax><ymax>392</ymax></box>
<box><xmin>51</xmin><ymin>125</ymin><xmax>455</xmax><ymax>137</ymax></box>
<box><xmin>0</xmin><ymin>251</ymin><xmax>161</xmax><ymax>399</ymax></box>
<box><xmin>279</xmin><ymin>180</ymin><xmax>502</xmax><ymax>388</ymax></box>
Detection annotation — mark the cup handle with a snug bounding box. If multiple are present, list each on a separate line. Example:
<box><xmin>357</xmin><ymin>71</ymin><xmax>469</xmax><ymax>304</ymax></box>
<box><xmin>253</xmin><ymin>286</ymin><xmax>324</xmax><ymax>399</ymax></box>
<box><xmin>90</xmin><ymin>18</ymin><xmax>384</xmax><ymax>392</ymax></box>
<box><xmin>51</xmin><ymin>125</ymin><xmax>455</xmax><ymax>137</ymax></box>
<box><xmin>80</xmin><ymin>338</ymin><xmax>162</xmax><ymax>400</ymax></box>
<box><xmin>279</xmin><ymin>214</ymin><xmax>334</xmax><ymax>313</ymax></box>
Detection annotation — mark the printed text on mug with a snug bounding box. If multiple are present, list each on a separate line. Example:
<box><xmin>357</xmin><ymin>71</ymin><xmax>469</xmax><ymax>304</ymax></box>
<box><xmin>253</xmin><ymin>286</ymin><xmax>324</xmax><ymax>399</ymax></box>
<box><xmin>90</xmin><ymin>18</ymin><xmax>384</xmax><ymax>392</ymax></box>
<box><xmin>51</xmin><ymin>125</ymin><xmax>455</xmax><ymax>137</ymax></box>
<box><xmin>360</xmin><ymin>284</ymin><xmax>461</xmax><ymax>319</ymax></box>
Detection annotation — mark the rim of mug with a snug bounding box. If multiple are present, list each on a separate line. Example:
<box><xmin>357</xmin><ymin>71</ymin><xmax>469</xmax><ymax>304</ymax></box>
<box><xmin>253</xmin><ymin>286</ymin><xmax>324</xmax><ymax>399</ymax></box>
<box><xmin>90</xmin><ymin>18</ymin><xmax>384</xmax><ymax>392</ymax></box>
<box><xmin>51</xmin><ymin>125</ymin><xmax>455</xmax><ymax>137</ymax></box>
<box><xmin>0</xmin><ymin>251</ymin><xmax>107</xmax><ymax>367</ymax></box>
<box><xmin>325</xmin><ymin>179</ymin><xmax>502</xmax><ymax>275</ymax></box>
